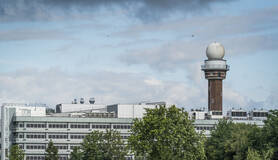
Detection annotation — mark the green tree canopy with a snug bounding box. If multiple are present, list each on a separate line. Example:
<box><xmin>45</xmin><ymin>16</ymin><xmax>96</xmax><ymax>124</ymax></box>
<box><xmin>45</xmin><ymin>140</ymin><xmax>59</xmax><ymax>160</ymax></box>
<box><xmin>9</xmin><ymin>144</ymin><xmax>24</xmax><ymax>160</ymax></box>
<box><xmin>263</xmin><ymin>110</ymin><xmax>278</xmax><ymax>160</ymax></box>
<box><xmin>81</xmin><ymin>129</ymin><xmax>127</xmax><ymax>160</ymax></box>
<box><xmin>70</xmin><ymin>146</ymin><xmax>83</xmax><ymax>160</ymax></box>
<box><xmin>247</xmin><ymin>148</ymin><xmax>262</xmax><ymax>160</ymax></box>
<box><xmin>128</xmin><ymin>105</ymin><xmax>206</xmax><ymax>160</ymax></box>
<box><xmin>205</xmin><ymin>119</ymin><xmax>273</xmax><ymax>160</ymax></box>
<box><xmin>205</xmin><ymin>119</ymin><xmax>234</xmax><ymax>160</ymax></box>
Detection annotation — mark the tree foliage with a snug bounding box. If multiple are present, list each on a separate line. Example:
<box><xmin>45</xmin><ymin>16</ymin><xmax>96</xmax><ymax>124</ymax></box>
<box><xmin>206</xmin><ymin>116</ymin><xmax>276</xmax><ymax>160</ymax></box>
<box><xmin>205</xmin><ymin>119</ymin><xmax>234</xmax><ymax>160</ymax></box>
<box><xmin>81</xmin><ymin>129</ymin><xmax>127</xmax><ymax>160</ymax></box>
<box><xmin>205</xmin><ymin>119</ymin><xmax>266</xmax><ymax>160</ymax></box>
<box><xmin>9</xmin><ymin>144</ymin><xmax>24</xmax><ymax>160</ymax></box>
<box><xmin>128</xmin><ymin>105</ymin><xmax>206</xmax><ymax>160</ymax></box>
<box><xmin>70</xmin><ymin>146</ymin><xmax>83</xmax><ymax>160</ymax></box>
<box><xmin>45</xmin><ymin>140</ymin><xmax>59</xmax><ymax>160</ymax></box>
<box><xmin>247</xmin><ymin>148</ymin><xmax>262</xmax><ymax>160</ymax></box>
<box><xmin>263</xmin><ymin>110</ymin><xmax>278</xmax><ymax>160</ymax></box>
<box><xmin>247</xmin><ymin>148</ymin><xmax>274</xmax><ymax>160</ymax></box>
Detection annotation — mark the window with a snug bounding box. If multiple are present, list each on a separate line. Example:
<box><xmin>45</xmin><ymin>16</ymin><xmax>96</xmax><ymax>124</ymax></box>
<box><xmin>26</xmin><ymin>123</ymin><xmax>46</xmax><ymax>128</ymax></box>
<box><xmin>121</xmin><ymin>135</ymin><xmax>130</xmax><ymax>139</ymax></box>
<box><xmin>18</xmin><ymin>144</ymin><xmax>24</xmax><ymax>149</ymax></box>
<box><xmin>253</xmin><ymin>112</ymin><xmax>268</xmax><ymax>117</ymax></box>
<box><xmin>26</xmin><ymin>144</ymin><xmax>46</xmax><ymax>150</ymax></box>
<box><xmin>59</xmin><ymin>156</ymin><xmax>68</xmax><ymax>160</ymax></box>
<box><xmin>212</xmin><ymin>112</ymin><xmax>222</xmax><ymax>115</ymax></box>
<box><xmin>92</xmin><ymin>124</ymin><xmax>111</xmax><ymax>129</ymax></box>
<box><xmin>232</xmin><ymin>112</ymin><xmax>247</xmax><ymax>117</ymax></box>
<box><xmin>70</xmin><ymin>145</ymin><xmax>81</xmax><ymax>150</ymax></box>
<box><xmin>70</xmin><ymin>123</ymin><xmax>90</xmax><ymax>129</ymax></box>
<box><xmin>113</xmin><ymin>124</ymin><xmax>132</xmax><ymax>129</ymax></box>
<box><xmin>54</xmin><ymin>144</ymin><xmax>68</xmax><ymax>150</ymax></box>
<box><xmin>70</xmin><ymin>134</ymin><xmax>86</xmax><ymax>139</ymax></box>
<box><xmin>26</xmin><ymin>133</ymin><xmax>45</xmax><ymax>139</ymax></box>
<box><xmin>48</xmin><ymin>123</ymin><xmax>68</xmax><ymax>128</ymax></box>
<box><xmin>26</xmin><ymin>155</ymin><xmax>45</xmax><ymax>160</ymax></box>
<box><xmin>49</xmin><ymin>134</ymin><xmax>68</xmax><ymax>139</ymax></box>
<box><xmin>13</xmin><ymin>133</ymin><xmax>24</xmax><ymax>139</ymax></box>
<box><xmin>195</xmin><ymin>126</ymin><xmax>215</xmax><ymax>131</ymax></box>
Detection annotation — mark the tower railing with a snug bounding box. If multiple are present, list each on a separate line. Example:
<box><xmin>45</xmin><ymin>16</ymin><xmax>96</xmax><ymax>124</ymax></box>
<box><xmin>201</xmin><ymin>65</ymin><xmax>229</xmax><ymax>70</ymax></box>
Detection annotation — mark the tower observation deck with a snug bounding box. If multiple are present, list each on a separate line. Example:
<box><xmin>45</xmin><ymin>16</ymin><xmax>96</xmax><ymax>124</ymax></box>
<box><xmin>201</xmin><ymin>42</ymin><xmax>229</xmax><ymax>118</ymax></box>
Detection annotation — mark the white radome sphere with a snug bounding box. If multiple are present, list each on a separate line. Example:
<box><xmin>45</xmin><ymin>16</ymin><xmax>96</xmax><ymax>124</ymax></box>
<box><xmin>206</xmin><ymin>42</ymin><xmax>225</xmax><ymax>59</ymax></box>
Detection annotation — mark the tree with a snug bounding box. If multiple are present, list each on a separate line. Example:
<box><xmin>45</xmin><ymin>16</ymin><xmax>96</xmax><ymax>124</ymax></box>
<box><xmin>9</xmin><ymin>144</ymin><xmax>24</xmax><ymax>160</ymax></box>
<box><xmin>206</xmin><ymin>119</ymin><xmax>268</xmax><ymax>160</ymax></box>
<box><xmin>247</xmin><ymin>148</ymin><xmax>262</xmax><ymax>160</ymax></box>
<box><xmin>224</xmin><ymin>123</ymin><xmax>256</xmax><ymax>160</ymax></box>
<box><xmin>81</xmin><ymin>129</ymin><xmax>127</xmax><ymax>160</ymax></box>
<box><xmin>45</xmin><ymin>140</ymin><xmax>59</xmax><ymax>160</ymax></box>
<box><xmin>263</xmin><ymin>110</ymin><xmax>278</xmax><ymax>160</ymax></box>
<box><xmin>70</xmin><ymin>146</ymin><xmax>83</xmax><ymax>160</ymax></box>
<box><xmin>246</xmin><ymin>148</ymin><xmax>274</xmax><ymax>160</ymax></box>
<box><xmin>128</xmin><ymin>105</ymin><xmax>206</xmax><ymax>160</ymax></box>
<box><xmin>205</xmin><ymin>119</ymin><xmax>234</xmax><ymax>160</ymax></box>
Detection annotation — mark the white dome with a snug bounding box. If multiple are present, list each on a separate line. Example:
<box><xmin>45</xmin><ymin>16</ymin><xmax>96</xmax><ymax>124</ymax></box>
<box><xmin>206</xmin><ymin>42</ymin><xmax>225</xmax><ymax>59</ymax></box>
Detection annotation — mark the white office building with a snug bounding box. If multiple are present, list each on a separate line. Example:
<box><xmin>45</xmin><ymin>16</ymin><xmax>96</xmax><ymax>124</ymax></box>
<box><xmin>0</xmin><ymin>102</ymin><xmax>266</xmax><ymax>160</ymax></box>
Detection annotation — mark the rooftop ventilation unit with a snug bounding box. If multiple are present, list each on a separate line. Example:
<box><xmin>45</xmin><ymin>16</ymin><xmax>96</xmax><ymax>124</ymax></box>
<box><xmin>89</xmin><ymin>98</ymin><xmax>95</xmax><ymax>104</ymax></box>
<box><xmin>73</xmin><ymin>99</ymin><xmax>78</xmax><ymax>104</ymax></box>
<box><xmin>80</xmin><ymin>98</ymin><xmax>85</xmax><ymax>104</ymax></box>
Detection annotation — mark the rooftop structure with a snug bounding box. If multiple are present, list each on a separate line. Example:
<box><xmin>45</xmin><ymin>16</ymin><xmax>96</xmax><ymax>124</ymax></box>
<box><xmin>249</xmin><ymin>109</ymin><xmax>268</xmax><ymax>121</ymax></box>
<box><xmin>227</xmin><ymin>108</ymin><xmax>248</xmax><ymax>120</ymax></box>
<box><xmin>107</xmin><ymin>102</ymin><xmax>166</xmax><ymax>118</ymax></box>
<box><xmin>189</xmin><ymin>109</ymin><xmax>208</xmax><ymax>120</ymax></box>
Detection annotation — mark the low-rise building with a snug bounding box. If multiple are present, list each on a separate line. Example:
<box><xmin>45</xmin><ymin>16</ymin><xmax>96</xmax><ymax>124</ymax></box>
<box><xmin>227</xmin><ymin>109</ymin><xmax>248</xmax><ymax>120</ymax></box>
<box><xmin>0</xmin><ymin>103</ymin><xmax>267</xmax><ymax>160</ymax></box>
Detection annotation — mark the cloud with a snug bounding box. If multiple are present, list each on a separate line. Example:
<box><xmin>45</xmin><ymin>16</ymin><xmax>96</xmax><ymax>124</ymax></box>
<box><xmin>0</xmin><ymin>28</ymin><xmax>71</xmax><ymax>41</ymax></box>
<box><xmin>120</xmin><ymin>40</ymin><xmax>206</xmax><ymax>71</ymax></box>
<box><xmin>0</xmin><ymin>68</ymin><xmax>207</xmax><ymax>108</ymax></box>
<box><xmin>115</xmin><ymin>6</ymin><xmax>278</xmax><ymax>38</ymax></box>
<box><xmin>0</xmin><ymin>0</ymin><xmax>236</xmax><ymax>22</ymax></box>
<box><xmin>223</xmin><ymin>87</ymin><xmax>248</xmax><ymax>108</ymax></box>
<box><xmin>119</xmin><ymin>6</ymin><xmax>278</xmax><ymax>71</ymax></box>
<box><xmin>0</xmin><ymin>68</ymin><xmax>275</xmax><ymax>111</ymax></box>
<box><xmin>247</xmin><ymin>83</ymin><xmax>278</xmax><ymax>110</ymax></box>
<box><xmin>265</xmin><ymin>90</ymin><xmax>278</xmax><ymax>108</ymax></box>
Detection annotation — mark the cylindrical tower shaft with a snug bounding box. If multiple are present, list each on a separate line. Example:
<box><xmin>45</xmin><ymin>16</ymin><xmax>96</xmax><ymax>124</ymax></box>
<box><xmin>208</xmin><ymin>79</ymin><xmax>222</xmax><ymax>112</ymax></box>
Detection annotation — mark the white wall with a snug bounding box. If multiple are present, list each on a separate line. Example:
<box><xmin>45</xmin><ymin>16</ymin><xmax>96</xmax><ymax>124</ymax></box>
<box><xmin>58</xmin><ymin>104</ymin><xmax>106</xmax><ymax>113</ymax></box>
<box><xmin>117</xmin><ymin>104</ymin><xmax>157</xmax><ymax>118</ymax></box>
<box><xmin>15</xmin><ymin>107</ymin><xmax>46</xmax><ymax>116</ymax></box>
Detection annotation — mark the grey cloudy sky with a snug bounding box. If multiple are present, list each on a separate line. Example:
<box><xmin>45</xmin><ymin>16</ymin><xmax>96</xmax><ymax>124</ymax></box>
<box><xmin>0</xmin><ymin>0</ymin><xmax>277</xmax><ymax>111</ymax></box>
